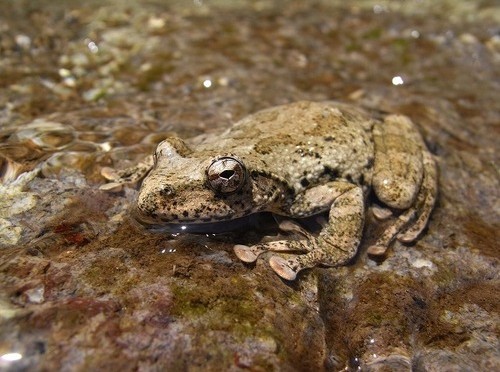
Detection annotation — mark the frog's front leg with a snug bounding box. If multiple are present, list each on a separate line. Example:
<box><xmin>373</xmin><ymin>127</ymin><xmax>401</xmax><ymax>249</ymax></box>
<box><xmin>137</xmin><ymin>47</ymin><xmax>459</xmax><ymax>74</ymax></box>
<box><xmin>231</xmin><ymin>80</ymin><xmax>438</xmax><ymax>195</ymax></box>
<box><xmin>270</xmin><ymin>185</ymin><xmax>364</xmax><ymax>280</ymax></box>
<box><xmin>234</xmin><ymin>182</ymin><xmax>365</xmax><ymax>280</ymax></box>
<box><xmin>233</xmin><ymin>216</ymin><xmax>315</xmax><ymax>263</ymax></box>
<box><xmin>100</xmin><ymin>155</ymin><xmax>154</xmax><ymax>191</ymax></box>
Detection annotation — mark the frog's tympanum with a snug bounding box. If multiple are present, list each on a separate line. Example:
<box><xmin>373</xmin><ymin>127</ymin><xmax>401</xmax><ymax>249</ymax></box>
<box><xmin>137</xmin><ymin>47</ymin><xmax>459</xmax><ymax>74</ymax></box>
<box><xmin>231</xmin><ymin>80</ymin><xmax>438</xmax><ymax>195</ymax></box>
<box><xmin>130</xmin><ymin>101</ymin><xmax>437</xmax><ymax>280</ymax></box>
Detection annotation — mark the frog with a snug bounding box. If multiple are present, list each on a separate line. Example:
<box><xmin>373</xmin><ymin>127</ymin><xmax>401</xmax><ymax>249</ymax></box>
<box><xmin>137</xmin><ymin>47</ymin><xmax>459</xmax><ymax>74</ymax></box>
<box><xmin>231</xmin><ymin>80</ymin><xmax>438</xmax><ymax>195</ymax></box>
<box><xmin>105</xmin><ymin>101</ymin><xmax>437</xmax><ymax>280</ymax></box>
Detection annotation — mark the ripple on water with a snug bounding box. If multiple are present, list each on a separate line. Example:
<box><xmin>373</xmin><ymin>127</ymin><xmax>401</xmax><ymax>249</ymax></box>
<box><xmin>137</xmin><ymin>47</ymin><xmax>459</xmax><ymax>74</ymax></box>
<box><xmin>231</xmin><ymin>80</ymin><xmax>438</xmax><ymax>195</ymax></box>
<box><xmin>14</xmin><ymin>120</ymin><xmax>76</xmax><ymax>151</ymax></box>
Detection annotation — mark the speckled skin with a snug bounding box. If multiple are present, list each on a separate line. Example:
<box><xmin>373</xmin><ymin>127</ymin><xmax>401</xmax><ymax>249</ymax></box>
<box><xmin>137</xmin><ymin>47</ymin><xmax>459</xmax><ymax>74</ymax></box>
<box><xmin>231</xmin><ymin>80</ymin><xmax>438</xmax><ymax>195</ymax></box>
<box><xmin>133</xmin><ymin>101</ymin><xmax>437</xmax><ymax>280</ymax></box>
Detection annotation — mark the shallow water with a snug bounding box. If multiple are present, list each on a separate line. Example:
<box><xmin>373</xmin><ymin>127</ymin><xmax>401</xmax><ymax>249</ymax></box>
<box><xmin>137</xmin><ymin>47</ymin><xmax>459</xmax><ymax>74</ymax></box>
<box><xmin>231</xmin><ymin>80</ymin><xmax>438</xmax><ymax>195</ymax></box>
<box><xmin>1</xmin><ymin>0</ymin><xmax>499</xmax><ymax>370</ymax></box>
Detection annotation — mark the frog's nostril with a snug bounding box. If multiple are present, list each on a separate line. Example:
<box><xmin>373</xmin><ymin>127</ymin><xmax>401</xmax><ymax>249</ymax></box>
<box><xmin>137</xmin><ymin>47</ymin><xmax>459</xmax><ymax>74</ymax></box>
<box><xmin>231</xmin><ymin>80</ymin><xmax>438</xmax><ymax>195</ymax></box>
<box><xmin>159</xmin><ymin>185</ymin><xmax>174</xmax><ymax>196</ymax></box>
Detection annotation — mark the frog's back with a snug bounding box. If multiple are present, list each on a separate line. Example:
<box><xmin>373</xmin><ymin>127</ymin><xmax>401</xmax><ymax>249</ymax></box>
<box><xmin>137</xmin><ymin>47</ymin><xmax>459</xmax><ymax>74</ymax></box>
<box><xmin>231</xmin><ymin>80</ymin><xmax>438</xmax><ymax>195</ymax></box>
<box><xmin>223</xmin><ymin>101</ymin><xmax>376</xmax><ymax>192</ymax></box>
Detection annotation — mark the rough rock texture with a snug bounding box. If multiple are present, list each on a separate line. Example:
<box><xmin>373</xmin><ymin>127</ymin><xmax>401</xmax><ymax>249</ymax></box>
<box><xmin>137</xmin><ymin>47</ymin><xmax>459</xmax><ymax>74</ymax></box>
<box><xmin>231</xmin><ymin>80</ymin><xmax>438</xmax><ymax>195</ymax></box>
<box><xmin>0</xmin><ymin>1</ymin><xmax>498</xmax><ymax>370</ymax></box>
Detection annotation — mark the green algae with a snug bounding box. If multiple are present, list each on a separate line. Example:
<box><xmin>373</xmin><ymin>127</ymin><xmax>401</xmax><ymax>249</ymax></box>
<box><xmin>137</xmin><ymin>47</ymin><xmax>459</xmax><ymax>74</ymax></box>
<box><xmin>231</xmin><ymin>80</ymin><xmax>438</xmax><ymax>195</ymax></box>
<box><xmin>170</xmin><ymin>275</ymin><xmax>268</xmax><ymax>339</ymax></box>
<box><xmin>82</xmin><ymin>256</ymin><xmax>131</xmax><ymax>291</ymax></box>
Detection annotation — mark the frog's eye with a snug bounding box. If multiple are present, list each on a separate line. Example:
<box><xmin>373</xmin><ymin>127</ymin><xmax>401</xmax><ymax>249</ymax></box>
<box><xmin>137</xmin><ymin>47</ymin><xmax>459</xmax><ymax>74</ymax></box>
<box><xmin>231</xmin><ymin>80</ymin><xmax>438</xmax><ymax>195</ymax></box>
<box><xmin>206</xmin><ymin>156</ymin><xmax>247</xmax><ymax>194</ymax></box>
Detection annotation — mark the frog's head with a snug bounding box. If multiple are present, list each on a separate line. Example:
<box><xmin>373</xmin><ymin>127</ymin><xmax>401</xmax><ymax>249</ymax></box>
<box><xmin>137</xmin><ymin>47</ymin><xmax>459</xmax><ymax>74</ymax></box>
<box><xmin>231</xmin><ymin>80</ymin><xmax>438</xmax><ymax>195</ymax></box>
<box><xmin>135</xmin><ymin>137</ymin><xmax>283</xmax><ymax>231</ymax></box>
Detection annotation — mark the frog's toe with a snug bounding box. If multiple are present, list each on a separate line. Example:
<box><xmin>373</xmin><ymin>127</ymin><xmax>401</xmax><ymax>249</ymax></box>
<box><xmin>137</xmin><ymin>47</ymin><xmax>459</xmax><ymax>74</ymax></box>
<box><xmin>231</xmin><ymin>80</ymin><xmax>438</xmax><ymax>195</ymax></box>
<box><xmin>396</xmin><ymin>205</ymin><xmax>431</xmax><ymax>243</ymax></box>
<box><xmin>269</xmin><ymin>256</ymin><xmax>298</xmax><ymax>281</ymax></box>
<box><xmin>367</xmin><ymin>244</ymin><xmax>389</xmax><ymax>257</ymax></box>
<box><xmin>100</xmin><ymin>167</ymin><xmax>119</xmax><ymax>181</ymax></box>
<box><xmin>273</xmin><ymin>216</ymin><xmax>313</xmax><ymax>239</ymax></box>
<box><xmin>234</xmin><ymin>244</ymin><xmax>262</xmax><ymax>263</ymax></box>
<box><xmin>368</xmin><ymin>207</ymin><xmax>416</xmax><ymax>257</ymax></box>
<box><xmin>99</xmin><ymin>181</ymin><xmax>124</xmax><ymax>192</ymax></box>
<box><xmin>397</xmin><ymin>151</ymin><xmax>437</xmax><ymax>243</ymax></box>
<box><xmin>397</xmin><ymin>224</ymin><xmax>423</xmax><ymax>243</ymax></box>
<box><xmin>371</xmin><ymin>204</ymin><xmax>393</xmax><ymax>220</ymax></box>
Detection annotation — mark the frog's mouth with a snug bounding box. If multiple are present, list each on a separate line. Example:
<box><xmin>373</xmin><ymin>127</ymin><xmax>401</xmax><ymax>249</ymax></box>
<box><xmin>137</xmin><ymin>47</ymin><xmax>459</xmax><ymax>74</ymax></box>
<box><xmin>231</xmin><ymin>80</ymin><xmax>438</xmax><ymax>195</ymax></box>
<box><xmin>132</xmin><ymin>207</ymin><xmax>265</xmax><ymax>233</ymax></box>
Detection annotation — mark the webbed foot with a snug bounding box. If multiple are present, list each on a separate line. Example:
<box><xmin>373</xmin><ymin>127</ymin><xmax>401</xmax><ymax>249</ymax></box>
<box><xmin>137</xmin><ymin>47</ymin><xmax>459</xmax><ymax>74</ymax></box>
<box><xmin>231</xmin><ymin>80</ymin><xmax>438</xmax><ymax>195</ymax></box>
<box><xmin>269</xmin><ymin>256</ymin><xmax>299</xmax><ymax>281</ymax></box>
<box><xmin>233</xmin><ymin>240</ymin><xmax>309</xmax><ymax>263</ymax></box>
<box><xmin>233</xmin><ymin>244</ymin><xmax>264</xmax><ymax>263</ymax></box>
<box><xmin>99</xmin><ymin>155</ymin><xmax>154</xmax><ymax>191</ymax></box>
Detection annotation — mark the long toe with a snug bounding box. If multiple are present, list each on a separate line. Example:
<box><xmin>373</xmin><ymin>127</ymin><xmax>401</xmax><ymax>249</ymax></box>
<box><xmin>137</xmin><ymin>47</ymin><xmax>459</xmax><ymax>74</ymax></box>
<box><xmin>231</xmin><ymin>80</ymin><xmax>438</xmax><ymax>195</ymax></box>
<box><xmin>234</xmin><ymin>244</ymin><xmax>261</xmax><ymax>263</ymax></box>
<box><xmin>397</xmin><ymin>228</ymin><xmax>421</xmax><ymax>243</ymax></box>
<box><xmin>367</xmin><ymin>244</ymin><xmax>388</xmax><ymax>256</ymax></box>
<box><xmin>269</xmin><ymin>256</ymin><xmax>298</xmax><ymax>281</ymax></box>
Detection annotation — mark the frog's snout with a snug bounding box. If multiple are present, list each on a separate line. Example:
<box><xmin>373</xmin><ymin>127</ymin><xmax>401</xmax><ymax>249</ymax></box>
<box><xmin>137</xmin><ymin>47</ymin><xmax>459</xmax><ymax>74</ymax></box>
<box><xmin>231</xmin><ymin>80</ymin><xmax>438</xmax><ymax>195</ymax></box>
<box><xmin>136</xmin><ymin>181</ymin><xmax>177</xmax><ymax>218</ymax></box>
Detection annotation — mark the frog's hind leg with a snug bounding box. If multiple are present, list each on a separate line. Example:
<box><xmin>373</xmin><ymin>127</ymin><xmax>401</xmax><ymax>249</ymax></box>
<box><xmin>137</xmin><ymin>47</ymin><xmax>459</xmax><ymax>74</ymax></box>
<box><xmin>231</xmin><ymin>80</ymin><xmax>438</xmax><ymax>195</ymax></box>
<box><xmin>269</xmin><ymin>186</ymin><xmax>365</xmax><ymax>280</ymax></box>
<box><xmin>367</xmin><ymin>151</ymin><xmax>437</xmax><ymax>256</ymax></box>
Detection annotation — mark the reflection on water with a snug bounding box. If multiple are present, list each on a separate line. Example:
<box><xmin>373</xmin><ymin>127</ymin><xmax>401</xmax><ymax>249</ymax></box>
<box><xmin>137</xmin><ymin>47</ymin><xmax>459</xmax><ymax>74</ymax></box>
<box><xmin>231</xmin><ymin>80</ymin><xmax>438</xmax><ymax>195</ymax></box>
<box><xmin>1</xmin><ymin>352</ymin><xmax>22</xmax><ymax>361</ymax></box>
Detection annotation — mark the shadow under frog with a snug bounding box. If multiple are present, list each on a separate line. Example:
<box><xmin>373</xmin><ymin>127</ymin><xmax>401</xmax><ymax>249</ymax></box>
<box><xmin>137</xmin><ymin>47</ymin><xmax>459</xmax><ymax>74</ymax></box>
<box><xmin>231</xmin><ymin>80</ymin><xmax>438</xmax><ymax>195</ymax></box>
<box><xmin>103</xmin><ymin>101</ymin><xmax>437</xmax><ymax>281</ymax></box>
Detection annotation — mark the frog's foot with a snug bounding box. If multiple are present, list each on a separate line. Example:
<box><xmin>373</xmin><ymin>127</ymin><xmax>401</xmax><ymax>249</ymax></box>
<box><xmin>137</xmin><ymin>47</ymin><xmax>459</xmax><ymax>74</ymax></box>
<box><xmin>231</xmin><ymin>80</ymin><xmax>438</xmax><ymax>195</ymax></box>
<box><xmin>366</xmin><ymin>208</ymin><xmax>417</xmax><ymax>256</ymax></box>
<box><xmin>269</xmin><ymin>250</ymin><xmax>335</xmax><ymax>281</ymax></box>
<box><xmin>235</xmin><ymin>241</ymin><xmax>321</xmax><ymax>280</ymax></box>
<box><xmin>269</xmin><ymin>256</ymin><xmax>303</xmax><ymax>281</ymax></box>
<box><xmin>397</xmin><ymin>152</ymin><xmax>437</xmax><ymax>243</ymax></box>
<box><xmin>99</xmin><ymin>155</ymin><xmax>154</xmax><ymax>192</ymax></box>
<box><xmin>368</xmin><ymin>151</ymin><xmax>437</xmax><ymax>256</ymax></box>
<box><xmin>99</xmin><ymin>168</ymin><xmax>127</xmax><ymax>192</ymax></box>
<box><xmin>233</xmin><ymin>244</ymin><xmax>263</xmax><ymax>263</ymax></box>
<box><xmin>233</xmin><ymin>240</ymin><xmax>310</xmax><ymax>264</ymax></box>
<box><xmin>233</xmin><ymin>216</ymin><xmax>314</xmax><ymax>263</ymax></box>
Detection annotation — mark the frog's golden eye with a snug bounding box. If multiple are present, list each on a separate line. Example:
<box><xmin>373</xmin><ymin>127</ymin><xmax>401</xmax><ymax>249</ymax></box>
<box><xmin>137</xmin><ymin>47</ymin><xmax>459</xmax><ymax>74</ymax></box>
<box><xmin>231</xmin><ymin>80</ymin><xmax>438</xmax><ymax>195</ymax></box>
<box><xmin>206</xmin><ymin>156</ymin><xmax>247</xmax><ymax>194</ymax></box>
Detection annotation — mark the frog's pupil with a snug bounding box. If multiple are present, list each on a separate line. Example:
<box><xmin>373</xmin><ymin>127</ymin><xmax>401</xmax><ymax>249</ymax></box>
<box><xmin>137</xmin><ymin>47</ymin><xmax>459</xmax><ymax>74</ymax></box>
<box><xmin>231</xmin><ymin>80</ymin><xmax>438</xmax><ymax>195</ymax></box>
<box><xmin>220</xmin><ymin>170</ymin><xmax>235</xmax><ymax>179</ymax></box>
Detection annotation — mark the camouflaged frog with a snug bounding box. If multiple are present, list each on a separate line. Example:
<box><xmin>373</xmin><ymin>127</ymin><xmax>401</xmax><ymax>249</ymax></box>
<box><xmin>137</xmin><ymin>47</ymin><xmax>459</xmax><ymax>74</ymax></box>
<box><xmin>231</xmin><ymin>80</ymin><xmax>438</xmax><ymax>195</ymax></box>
<box><xmin>105</xmin><ymin>101</ymin><xmax>437</xmax><ymax>280</ymax></box>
